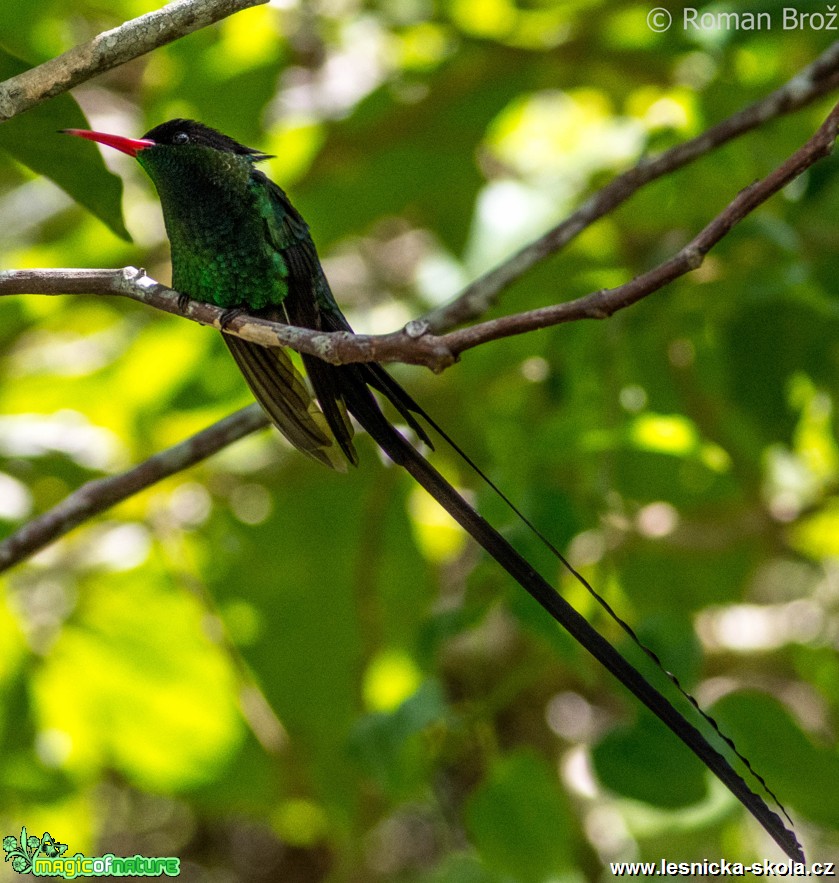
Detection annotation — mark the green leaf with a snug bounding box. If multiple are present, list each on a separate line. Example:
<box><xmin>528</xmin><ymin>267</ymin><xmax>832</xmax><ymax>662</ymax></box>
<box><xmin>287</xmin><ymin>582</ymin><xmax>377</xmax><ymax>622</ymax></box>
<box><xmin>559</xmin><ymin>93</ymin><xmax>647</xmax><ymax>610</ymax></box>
<box><xmin>712</xmin><ymin>690</ymin><xmax>839</xmax><ymax>829</ymax></box>
<box><xmin>592</xmin><ymin>710</ymin><xmax>707</xmax><ymax>808</ymax></box>
<box><xmin>0</xmin><ymin>47</ymin><xmax>130</xmax><ymax>239</ymax></box>
<box><xmin>465</xmin><ymin>751</ymin><xmax>573</xmax><ymax>883</ymax></box>
<box><xmin>348</xmin><ymin>680</ymin><xmax>446</xmax><ymax>796</ymax></box>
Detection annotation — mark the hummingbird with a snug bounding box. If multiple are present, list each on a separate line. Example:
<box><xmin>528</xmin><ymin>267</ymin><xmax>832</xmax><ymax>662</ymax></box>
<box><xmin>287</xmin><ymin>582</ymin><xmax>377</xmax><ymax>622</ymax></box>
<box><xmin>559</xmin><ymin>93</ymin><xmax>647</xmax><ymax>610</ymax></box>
<box><xmin>63</xmin><ymin>120</ymin><xmax>802</xmax><ymax>860</ymax></box>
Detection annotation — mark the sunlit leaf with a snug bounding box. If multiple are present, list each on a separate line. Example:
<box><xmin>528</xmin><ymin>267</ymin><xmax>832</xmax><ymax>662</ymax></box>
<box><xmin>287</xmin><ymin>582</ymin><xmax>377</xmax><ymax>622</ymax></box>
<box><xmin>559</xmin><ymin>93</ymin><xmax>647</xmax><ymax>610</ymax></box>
<box><xmin>0</xmin><ymin>48</ymin><xmax>130</xmax><ymax>239</ymax></box>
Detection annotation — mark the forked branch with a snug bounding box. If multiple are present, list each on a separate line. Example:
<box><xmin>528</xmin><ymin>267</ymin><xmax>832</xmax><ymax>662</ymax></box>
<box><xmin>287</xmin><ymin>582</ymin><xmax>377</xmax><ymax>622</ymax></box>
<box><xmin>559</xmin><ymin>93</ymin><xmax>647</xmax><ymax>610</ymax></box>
<box><xmin>3</xmin><ymin>96</ymin><xmax>838</xmax><ymax>371</ymax></box>
<box><xmin>1</xmin><ymin>87</ymin><xmax>838</xmax><ymax>574</ymax></box>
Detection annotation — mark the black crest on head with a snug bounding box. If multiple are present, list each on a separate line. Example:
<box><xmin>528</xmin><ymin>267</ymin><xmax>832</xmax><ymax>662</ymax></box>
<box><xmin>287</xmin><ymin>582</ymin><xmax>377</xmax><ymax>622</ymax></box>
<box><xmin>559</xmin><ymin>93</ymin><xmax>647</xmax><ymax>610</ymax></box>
<box><xmin>142</xmin><ymin>119</ymin><xmax>273</xmax><ymax>161</ymax></box>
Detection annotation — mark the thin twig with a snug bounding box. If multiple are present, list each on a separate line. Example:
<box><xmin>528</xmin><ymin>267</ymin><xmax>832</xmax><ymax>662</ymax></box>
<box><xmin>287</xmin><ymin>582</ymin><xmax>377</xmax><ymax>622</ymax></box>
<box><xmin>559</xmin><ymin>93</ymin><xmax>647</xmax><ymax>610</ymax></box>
<box><xmin>1</xmin><ymin>85</ymin><xmax>838</xmax><ymax>574</ymax></box>
<box><xmin>3</xmin><ymin>98</ymin><xmax>837</xmax><ymax>373</ymax></box>
<box><xmin>422</xmin><ymin>39</ymin><xmax>839</xmax><ymax>332</ymax></box>
<box><xmin>0</xmin><ymin>87</ymin><xmax>835</xmax><ymax>573</ymax></box>
<box><xmin>437</xmin><ymin>98</ymin><xmax>839</xmax><ymax>354</ymax></box>
<box><xmin>0</xmin><ymin>405</ymin><xmax>268</xmax><ymax>573</ymax></box>
<box><xmin>0</xmin><ymin>0</ymin><xmax>267</xmax><ymax>121</ymax></box>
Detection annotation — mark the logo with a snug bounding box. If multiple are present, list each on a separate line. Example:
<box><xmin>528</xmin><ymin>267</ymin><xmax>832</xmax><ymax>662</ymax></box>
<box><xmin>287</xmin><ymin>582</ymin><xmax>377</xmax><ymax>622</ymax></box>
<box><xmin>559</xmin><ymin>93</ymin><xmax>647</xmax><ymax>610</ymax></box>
<box><xmin>3</xmin><ymin>829</ymin><xmax>68</xmax><ymax>874</ymax></box>
<box><xmin>3</xmin><ymin>827</ymin><xmax>180</xmax><ymax>878</ymax></box>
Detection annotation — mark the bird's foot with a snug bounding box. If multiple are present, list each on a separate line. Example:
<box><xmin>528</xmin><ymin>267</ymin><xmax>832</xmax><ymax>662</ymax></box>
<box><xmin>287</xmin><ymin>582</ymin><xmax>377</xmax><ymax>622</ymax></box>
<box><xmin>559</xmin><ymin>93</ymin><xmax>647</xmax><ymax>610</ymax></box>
<box><xmin>176</xmin><ymin>292</ymin><xmax>191</xmax><ymax>312</ymax></box>
<box><xmin>219</xmin><ymin>307</ymin><xmax>245</xmax><ymax>329</ymax></box>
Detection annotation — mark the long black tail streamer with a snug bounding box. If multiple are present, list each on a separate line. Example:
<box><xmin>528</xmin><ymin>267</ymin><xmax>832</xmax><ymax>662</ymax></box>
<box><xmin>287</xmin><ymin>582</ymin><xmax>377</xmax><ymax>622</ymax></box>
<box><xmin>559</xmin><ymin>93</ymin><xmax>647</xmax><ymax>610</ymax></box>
<box><xmin>412</xmin><ymin>402</ymin><xmax>794</xmax><ymax>829</ymax></box>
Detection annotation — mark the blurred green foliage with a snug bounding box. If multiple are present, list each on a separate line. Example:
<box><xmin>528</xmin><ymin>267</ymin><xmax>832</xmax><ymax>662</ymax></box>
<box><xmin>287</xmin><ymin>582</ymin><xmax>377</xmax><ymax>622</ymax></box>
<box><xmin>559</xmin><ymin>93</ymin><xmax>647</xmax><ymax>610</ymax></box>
<box><xmin>1</xmin><ymin>0</ymin><xmax>838</xmax><ymax>879</ymax></box>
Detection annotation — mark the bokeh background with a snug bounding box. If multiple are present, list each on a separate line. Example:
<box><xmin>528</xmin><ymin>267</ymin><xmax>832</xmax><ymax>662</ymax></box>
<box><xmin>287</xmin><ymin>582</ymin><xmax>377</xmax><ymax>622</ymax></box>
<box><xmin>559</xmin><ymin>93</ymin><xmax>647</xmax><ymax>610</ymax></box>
<box><xmin>1</xmin><ymin>1</ymin><xmax>838</xmax><ymax>879</ymax></box>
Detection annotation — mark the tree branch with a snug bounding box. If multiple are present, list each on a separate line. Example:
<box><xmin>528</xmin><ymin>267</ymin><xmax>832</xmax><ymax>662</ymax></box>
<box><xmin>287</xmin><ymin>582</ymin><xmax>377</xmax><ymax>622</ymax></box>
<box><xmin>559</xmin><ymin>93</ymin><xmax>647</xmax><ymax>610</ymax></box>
<box><xmin>0</xmin><ymin>0</ymin><xmax>268</xmax><ymax>121</ymax></box>
<box><xmin>3</xmin><ymin>97</ymin><xmax>838</xmax><ymax>373</ymax></box>
<box><xmin>0</xmin><ymin>266</ymin><xmax>463</xmax><ymax>371</ymax></box>
<box><xmin>2</xmin><ymin>68</ymin><xmax>838</xmax><ymax>573</ymax></box>
<box><xmin>0</xmin><ymin>405</ymin><xmax>268</xmax><ymax>574</ymax></box>
<box><xmin>422</xmin><ymin>39</ymin><xmax>839</xmax><ymax>332</ymax></box>
<box><xmin>437</xmin><ymin>98</ymin><xmax>839</xmax><ymax>354</ymax></box>
<box><xmin>1</xmin><ymin>98</ymin><xmax>836</xmax><ymax>573</ymax></box>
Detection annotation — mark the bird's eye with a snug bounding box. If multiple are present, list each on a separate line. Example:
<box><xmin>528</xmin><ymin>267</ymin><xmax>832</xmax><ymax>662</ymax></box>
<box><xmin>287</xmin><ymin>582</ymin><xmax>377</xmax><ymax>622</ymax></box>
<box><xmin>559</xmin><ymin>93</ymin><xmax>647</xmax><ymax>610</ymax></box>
<box><xmin>172</xmin><ymin>132</ymin><xmax>190</xmax><ymax>145</ymax></box>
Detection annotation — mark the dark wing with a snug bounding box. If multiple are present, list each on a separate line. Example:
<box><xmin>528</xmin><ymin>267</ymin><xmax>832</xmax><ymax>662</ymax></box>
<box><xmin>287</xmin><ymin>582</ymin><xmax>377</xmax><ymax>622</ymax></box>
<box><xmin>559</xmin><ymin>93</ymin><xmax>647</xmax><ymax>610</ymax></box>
<box><xmin>215</xmin><ymin>171</ymin><xmax>353</xmax><ymax>469</ymax></box>
<box><xmin>222</xmin><ymin>333</ymin><xmax>346</xmax><ymax>469</ymax></box>
<box><xmin>258</xmin><ymin>172</ymin><xmax>433</xmax><ymax>463</ymax></box>
<box><xmin>246</xmin><ymin>179</ymin><xmax>806</xmax><ymax>862</ymax></box>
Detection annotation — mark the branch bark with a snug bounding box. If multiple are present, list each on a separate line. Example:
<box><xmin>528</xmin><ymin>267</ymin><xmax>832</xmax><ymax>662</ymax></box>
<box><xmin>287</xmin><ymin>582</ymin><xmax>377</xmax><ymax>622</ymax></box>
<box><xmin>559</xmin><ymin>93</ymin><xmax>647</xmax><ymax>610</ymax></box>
<box><xmin>3</xmin><ymin>96</ymin><xmax>838</xmax><ymax>373</ymax></box>
<box><xmin>2</xmin><ymin>70</ymin><xmax>838</xmax><ymax>574</ymax></box>
<box><xmin>0</xmin><ymin>406</ymin><xmax>268</xmax><ymax>573</ymax></box>
<box><xmin>0</xmin><ymin>0</ymin><xmax>268</xmax><ymax>121</ymax></box>
<box><xmin>423</xmin><ymin>39</ymin><xmax>839</xmax><ymax>332</ymax></box>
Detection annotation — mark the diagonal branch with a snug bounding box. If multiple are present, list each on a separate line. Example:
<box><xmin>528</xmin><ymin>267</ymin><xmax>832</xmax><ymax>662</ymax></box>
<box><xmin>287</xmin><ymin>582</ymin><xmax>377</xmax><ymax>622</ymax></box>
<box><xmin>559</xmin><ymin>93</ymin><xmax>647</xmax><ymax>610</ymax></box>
<box><xmin>439</xmin><ymin>98</ymin><xmax>839</xmax><ymax>355</ymax></box>
<box><xmin>3</xmin><ymin>96</ymin><xmax>838</xmax><ymax>374</ymax></box>
<box><xmin>423</xmin><ymin>39</ymin><xmax>839</xmax><ymax>332</ymax></box>
<box><xmin>0</xmin><ymin>405</ymin><xmax>268</xmax><ymax>573</ymax></box>
<box><xmin>0</xmin><ymin>0</ymin><xmax>267</xmax><ymax>121</ymax></box>
<box><xmin>1</xmin><ymin>97</ymin><xmax>836</xmax><ymax>573</ymax></box>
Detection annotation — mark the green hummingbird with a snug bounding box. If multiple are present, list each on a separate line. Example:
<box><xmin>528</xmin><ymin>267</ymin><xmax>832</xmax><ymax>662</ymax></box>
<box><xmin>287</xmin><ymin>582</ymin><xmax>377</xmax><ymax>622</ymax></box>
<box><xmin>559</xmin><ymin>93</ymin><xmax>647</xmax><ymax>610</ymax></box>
<box><xmin>63</xmin><ymin>120</ymin><xmax>801</xmax><ymax>860</ymax></box>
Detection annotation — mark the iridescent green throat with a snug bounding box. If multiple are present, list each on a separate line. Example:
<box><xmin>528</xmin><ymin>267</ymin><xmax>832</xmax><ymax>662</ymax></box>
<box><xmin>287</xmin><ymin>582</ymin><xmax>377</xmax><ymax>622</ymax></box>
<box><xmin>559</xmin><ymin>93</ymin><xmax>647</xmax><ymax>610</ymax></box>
<box><xmin>137</xmin><ymin>145</ymin><xmax>289</xmax><ymax>310</ymax></box>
